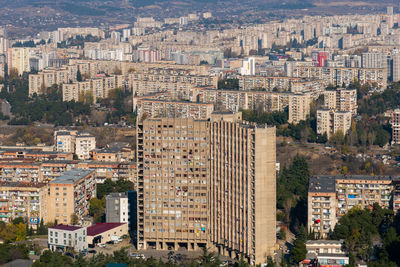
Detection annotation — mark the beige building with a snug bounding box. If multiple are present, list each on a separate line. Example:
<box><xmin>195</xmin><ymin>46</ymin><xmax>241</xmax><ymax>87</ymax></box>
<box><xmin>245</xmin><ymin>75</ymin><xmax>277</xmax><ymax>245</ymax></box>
<box><xmin>0</xmin><ymin>182</ymin><xmax>48</xmax><ymax>226</ymax></box>
<box><xmin>48</xmin><ymin>169</ymin><xmax>96</xmax><ymax>225</ymax></box>
<box><xmin>136</xmin><ymin>114</ymin><xmax>277</xmax><ymax>264</ymax></box>
<box><xmin>7</xmin><ymin>47</ymin><xmax>31</xmax><ymax>75</ymax></box>
<box><xmin>136</xmin><ymin>118</ymin><xmax>210</xmax><ymax>251</ymax></box>
<box><xmin>75</xmin><ymin>133</ymin><xmax>96</xmax><ymax>160</ymax></box>
<box><xmin>317</xmin><ymin>109</ymin><xmax>352</xmax><ymax>139</ymax></box>
<box><xmin>323</xmin><ymin>88</ymin><xmax>357</xmax><ymax>115</ymax></box>
<box><xmin>209</xmin><ymin>116</ymin><xmax>276</xmax><ymax>265</ymax></box>
<box><xmin>55</xmin><ymin>130</ymin><xmax>78</xmax><ymax>153</ymax></box>
<box><xmin>135</xmin><ymin>98</ymin><xmax>214</xmax><ymax>120</ymax></box>
<box><xmin>288</xmin><ymin>92</ymin><xmax>312</xmax><ymax>124</ymax></box>
<box><xmin>87</xmin><ymin>223</ymin><xmax>128</xmax><ymax>245</ymax></box>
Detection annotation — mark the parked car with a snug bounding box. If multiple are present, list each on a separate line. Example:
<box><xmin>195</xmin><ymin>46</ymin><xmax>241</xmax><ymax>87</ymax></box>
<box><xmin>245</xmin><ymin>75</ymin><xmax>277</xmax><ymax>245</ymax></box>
<box><xmin>97</xmin><ymin>243</ymin><xmax>106</xmax><ymax>248</ymax></box>
<box><xmin>129</xmin><ymin>253</ymin><xmax>145</xmax><ymax>259</ymax></box>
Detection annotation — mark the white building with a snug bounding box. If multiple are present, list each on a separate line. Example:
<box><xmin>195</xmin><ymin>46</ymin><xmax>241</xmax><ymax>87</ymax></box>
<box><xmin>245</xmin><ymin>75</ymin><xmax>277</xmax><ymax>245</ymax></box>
<box><xmin>106</xmin><ymin>193</ymin><xmax>129</xmax><ymax>224</ymax></box>
<box><xmin>240</xmin><ymin>57</ymin><xmax>255</xmax><ymax>76</ymax></box>
<box><xmin>48</xmin><ymin>225</ymin><xmax>88</xmax><ymax>252</ymax></box>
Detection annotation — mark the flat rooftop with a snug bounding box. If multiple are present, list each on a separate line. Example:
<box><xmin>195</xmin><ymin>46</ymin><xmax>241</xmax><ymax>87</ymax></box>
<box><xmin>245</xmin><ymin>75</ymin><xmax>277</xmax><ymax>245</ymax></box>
<box><xmin>49</xmin><ymin>224</ymin><xmax>82</xmax><ymax>231</ymax></box>
<box><xmin>50</xmin><ymin>169</ymin><xmax>94</xmax><ymax>184</ymax></box>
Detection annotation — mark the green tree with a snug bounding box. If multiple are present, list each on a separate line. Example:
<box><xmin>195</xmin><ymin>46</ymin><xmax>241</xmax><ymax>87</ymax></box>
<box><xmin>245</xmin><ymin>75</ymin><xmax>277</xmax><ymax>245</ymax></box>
<box><xmin>290</xmin><ymin>238</ymin><xmax>307</xmax><ymax>264</ymax></box>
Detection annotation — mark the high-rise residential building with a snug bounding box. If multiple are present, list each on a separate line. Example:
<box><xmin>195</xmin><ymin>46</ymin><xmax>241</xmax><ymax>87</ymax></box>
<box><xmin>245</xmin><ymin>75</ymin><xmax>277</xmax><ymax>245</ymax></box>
<box><xmin>288</xmin><ymin>92</ymin><xmax>312</xmax><ymax>124</ymax></box>
<box><xmin>308</xmin><ymin>175</ymin><xmax>393</xmax><ymax>238</ymax></box>
<box><xmin>393</xmin><ymin>51</ymin><xmax>400</xmax><ymax>82</ymax></box>
<box><xmin>323</xmin><ymin>88</ymin><xmax>357</xmax><ymax>115</ymax></box>
<box><xmin>209</xmin><ymin>116</ymin><xmax>276</xmax><ymax>265</ymax></box>
<box><xmin>7</xmin><ymin>47</ymin><xmax>31</xmax><ymax>75</ymax></box>
<box><xmin>387</xmin><ymin>6</ymin><xmax>394</xmax><ymax>15</ymax></box>
<box><xmin>361</xmin><ymin>52</ymin><xmax>387</xmax><ymax>69</ymax></box>
<box><xmin>391</xmin><ymin>109</ymin><xmax>400</xmax><ymax>145</ymax></box>
<box><xmin>136</xmin><ymin>118</ymin><xmax>210</xmax><ymax>251</ymax></box>
<box><xmin>106</xmin><ymin>193</ymin><xmax>129</xmax><ymax>224</ymax></box>
<box><xmin>136</xmin><ymin>114</ymin><xmax>277</xmax><ymax>264</ymax></box>
<box><xmin>317</xmin><ymin>109</ymin><xmax>352</xmax><ymax>139</ymax></box>
<box><xmin>48</xmin><ymin>169</ymin><xmax>96</xmax><ymax>225</ymax></box>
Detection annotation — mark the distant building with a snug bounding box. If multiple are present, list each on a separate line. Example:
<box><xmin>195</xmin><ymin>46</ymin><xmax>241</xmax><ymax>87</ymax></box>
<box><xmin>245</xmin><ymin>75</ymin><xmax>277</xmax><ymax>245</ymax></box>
<box><xmin>75</xmin><ymin>133</ymin><xmax>96</xmax><ymax>160</ymax></box>
<box><xmin>391</xmin><ymin>109</ymin><xmax>400</xmax><ymax>145</ymax></box>
<box><xmin>240</xmin><ymin>57</ymin><xmax>255</xmax><ymax>76</ymax></box>
<box><xmin>48</xmin><ymin>224</ymin><xmax>87</xmax><ymax>252</ymax></box>
<box><xmin>317</xmin><ymin>109</ymin><xmax>352</xmax><ymax>139</ymax></box>
<box><xmin>288</xmin><ymin>92</ymin><xmax>312</xmax><ymax>124</ymax></box>
<box><xmin>323</xmin><ymin>88</ymin><xmax>357</xmax><ymax>115</ymax></box>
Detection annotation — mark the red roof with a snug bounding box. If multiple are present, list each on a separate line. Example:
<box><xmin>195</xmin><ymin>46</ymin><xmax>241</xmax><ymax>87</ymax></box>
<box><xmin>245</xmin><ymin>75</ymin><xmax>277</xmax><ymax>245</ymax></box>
<box><xmin>50</xmin><ymin>224</ymin><xmax>82</xmax><ymax>231</ymax></box>
<box><xmin>87</xmin><ymin>223</ymin><xmax>125</xmax><ymax>236</ymax></box>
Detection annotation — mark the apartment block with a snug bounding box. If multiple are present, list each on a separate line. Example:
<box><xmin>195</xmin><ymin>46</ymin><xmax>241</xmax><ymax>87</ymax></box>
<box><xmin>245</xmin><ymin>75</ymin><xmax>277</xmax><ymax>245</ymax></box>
<box><xmin>323</xmin><ymin>88</ymin><xmax>357</xmax><ymax>115</ymax></box>
<box><xmin>0</xmin><ymin>182</ymin><xmax>48</xmax><ymax>226</ymax></box>
<box><xmin>75</xmin><ymin>133</ymin><xmax>96</xmax><ymax>160</ymax></box>
<box><xmin>291</xmin><ymin>66</ymin><xmax>387</xmax><ymax>89</ymax></box>
<box><xmin>55</xmin><ymin>130</ymin><xmax>96</xmax><ymax>160</ymax></box>
<box><xmin>62</xmin><ymin>75</ymin><xmax>123</xmax><ymax>103</ymax></box>
<box><xmin>308</xmin><ymin>175</ymin><xmax>393</xmax><ymax>238</ymax></box>
<box><xmin>135</xmin><ymin>98</ymin><xmax>214</xmax><ymax>120</ymax></box>
<box><xmin>391</xmin><ymin>109</ymin><xmax>400</xmax><ymax>145</ymax></box>
<box><xmin>48</xmin><ymin>169</ymin><xmax>96</xmax><ymax>224</ymax></box>
<box><xmin>136</xmin><ymin>118</ymin><xmax>209</xmax><ymax>251</ymax></box>
<box><xmin>317</xmin><ymin>109</ymin><xmax>352</xmax><ymax>139</ymax></box>
<box><xmin>106</xmin><ymin>193</ymin><xmax>129</xmax><ymax>224</ymax></box>
<box><xmin>7</xmin><ymin>47</ymin><xmax>31</xmax><ymax>75</ymax></box>
<box><xmin>193</xmin><ymin>88</ymin><xmax>288</xmax><ymax>113</ymax></box>
<box><xmin>55</xmin><ymin>130</ymin><xmax>78</xmax><ymax>153</ymax></box>
<box><xmin>209</xmin><ymin>118</ymin><xmax>276</xmax><ymax>265</ymax></box>
<box><xmin>288</xmin><ymin>92</ymin><xmax>312</xmax><ymax>124</ymax></box>
<box><xmin>48</xmin><ymin>225</ymin><xmax>87</xmax><ymax>252</ymax></box>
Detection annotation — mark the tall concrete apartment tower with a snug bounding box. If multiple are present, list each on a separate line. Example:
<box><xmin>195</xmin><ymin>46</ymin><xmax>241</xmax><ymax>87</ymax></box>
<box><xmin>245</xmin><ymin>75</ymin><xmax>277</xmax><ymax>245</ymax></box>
<box><xmin>209</xmin><ymin>116</ymin><xmax>276</xmax><ymax>265</ymax></box>
<box><xmin>136</xmin><ymin>118</ymin><xmax>209</xmax><ymax>251</ymax></box>
<box><xmin>136</xmin><ymin>113</ymin><xmax>277</xmax><ymax>264</ymax></box>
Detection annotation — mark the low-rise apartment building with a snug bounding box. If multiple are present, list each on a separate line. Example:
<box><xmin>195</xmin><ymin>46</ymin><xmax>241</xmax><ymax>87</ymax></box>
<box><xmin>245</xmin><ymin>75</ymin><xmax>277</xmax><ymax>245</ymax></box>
<box><xmin>75</xmin><ymin>133</ymin><xmax>96</xmax><ymax>160</ymax></box>
<box><xmin>0</xmin><ymin>182</ymin><xmax>48</xmax><ymax>226</ymax></box>
<box><xmin>48</xmin><ymin>225</ymin><xmax>88</xmax><ymax>252</ymax></box>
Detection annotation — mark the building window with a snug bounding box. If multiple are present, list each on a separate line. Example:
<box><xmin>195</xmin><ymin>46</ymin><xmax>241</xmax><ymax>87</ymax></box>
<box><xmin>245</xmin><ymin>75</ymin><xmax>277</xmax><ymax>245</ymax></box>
<box><xmin>50</xmin><ymin>231</ymin><xmax>53</xmax><ymax>236</ymax></box>
<box><xmin>55</xmin><ymin>232</ymin><xmax>58</xmax><ymax>237</ymax></box>
<box><xmin>50</xmin><ymin>238</ymin><xmax>53</xmax><ymax>243</ymax></box>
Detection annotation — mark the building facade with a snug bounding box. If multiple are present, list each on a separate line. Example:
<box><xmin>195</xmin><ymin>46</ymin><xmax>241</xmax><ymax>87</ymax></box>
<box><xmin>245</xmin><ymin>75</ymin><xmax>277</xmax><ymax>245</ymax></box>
<box><xmin>136</xmin><ymin>118</ymin><xmax>209</xmax><ymax>251</ymax></box>
<box><xmin>209</xmin><ymin>117</ymin><xmax>276</xmax><ymax>265</ymax></box>
<box><xmin>48</xmin><ymin>225</ymin><xmax>88</xmax><ymax>252</ymax></box>
<box><xmin>48</xmin><ymin>169</ymin><xmax>96</xmax><ymax>224</ymax></box>
<box><xmin>106</xmin><ymin>193</ymin><xmax>129</xmax><ymax>224</ymax></box>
